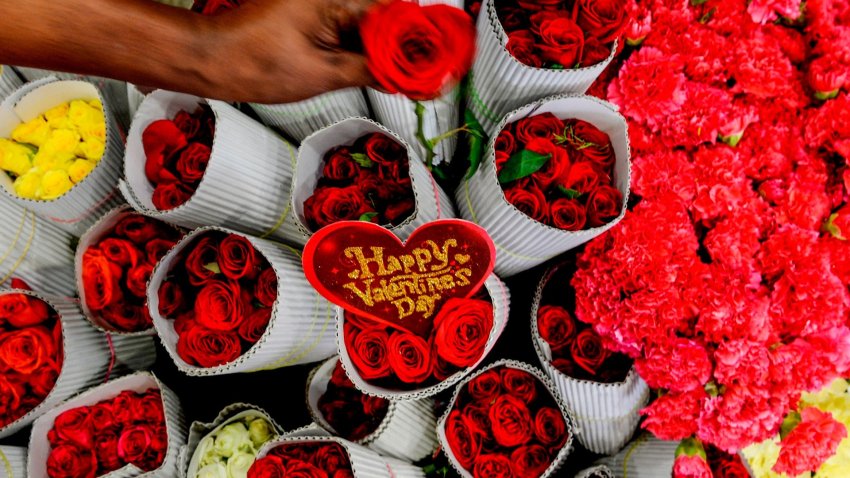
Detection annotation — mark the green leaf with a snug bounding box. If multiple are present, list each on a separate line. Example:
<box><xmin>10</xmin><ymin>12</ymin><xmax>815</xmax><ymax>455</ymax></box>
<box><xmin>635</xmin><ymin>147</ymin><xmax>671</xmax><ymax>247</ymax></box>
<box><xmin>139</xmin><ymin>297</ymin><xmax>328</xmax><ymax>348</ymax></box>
<box><xmin>550</xmin><ymin>63</ymin><xmax>565</xmax><ymax>70</ymax></box>
<box><xmin>498</xmin><ymin>149</ymin><xmax>552</xmax><ymax>184</ymax></box>
<box><xmin>464</xmin><ymin>110</ymin><xmax>486</xmax><ymax>180</ymax></box>
<box><xmin>359</xmin><ymin>212</ymin><xmax>378</xmax><ymax>222</ymax></box>
<box><xmin>203</xmin><ymin>262</ymin><xmax>221</xmax><ymax>274</ymax></box>
<box><xmin>351</xmin><ymin>153</ymin><xmax>373</xmax><ymax>168</ymax></box>
<box><xmin>558</xmin><ymin>186</ymin><xmax>582</xmax><ymax>199</ymax></box>
<box><xmin>699</xmin><ymin>6</ymin><xmax>717</xmax><ymax>23</ymax></box>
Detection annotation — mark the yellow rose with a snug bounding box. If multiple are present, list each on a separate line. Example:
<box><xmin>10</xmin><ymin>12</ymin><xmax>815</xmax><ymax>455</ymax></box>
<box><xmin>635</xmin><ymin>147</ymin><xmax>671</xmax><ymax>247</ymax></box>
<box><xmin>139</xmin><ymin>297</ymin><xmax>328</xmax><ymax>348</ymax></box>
<box><xmin>43</xmin><ymin>103</ymin><xmax>73</xmax><ymax>129</ymax></box>
<box><xmin>11</xmin><ymin>116</ymin><xmax>51</xmax><ymax>147</ymax></box>
<box><xmin>12</xmin><ymin>170</ymin><xmax>42</xmax><ymax>199</ymax></box>
<box><xmin>68</xmin><ymin>159</ymin><xmax>96</xmax><ymax>183</ymax></box>
<box><xmin>75</xmin><ymin>137</ymin><xmax>105</xmax><ymax>161</ymax></box>
<box><xmin>68</xmin><ymin>100</ymin><xmax>105</xmax><ymax>142</ymax></box>
<box><xmin>33</xmin><ymin>129</ymin><xmax>80</xmax><ymax>171</ymax></box>
<box><xmin>0</xmin><ymin>139</ymin><xmax>35</xmax><ymax>176</ymax></box>
<box><xmin>40</xmin><ymin>169</ymin><xmax>73</xmax><ymax>200</ymax></box>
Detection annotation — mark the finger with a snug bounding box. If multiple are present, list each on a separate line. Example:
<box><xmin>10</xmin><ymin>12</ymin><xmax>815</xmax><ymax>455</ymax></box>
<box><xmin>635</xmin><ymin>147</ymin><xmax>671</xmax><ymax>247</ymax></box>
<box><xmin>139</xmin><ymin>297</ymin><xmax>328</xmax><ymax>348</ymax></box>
<box><xmin>325</xmin><ymin>50</ymin><xmax>379</xmax><ymax>90</ymax></box>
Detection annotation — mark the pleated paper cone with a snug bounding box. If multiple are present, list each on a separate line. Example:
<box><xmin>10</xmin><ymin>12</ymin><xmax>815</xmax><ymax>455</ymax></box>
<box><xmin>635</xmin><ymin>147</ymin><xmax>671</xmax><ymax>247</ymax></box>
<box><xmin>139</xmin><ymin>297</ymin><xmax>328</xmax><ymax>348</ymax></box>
<box><xmin>0</xmin><ymin>195</ymin><xmax>76</xmax><ymax>296</ymax></box>
<box><xmin>0</xmin><ymin>446</ymin><xmax>27</xmax><ymax>478</ymax></box>
<box><xmin>256</xmin><ymin>435</ymin><xmax>425</xmax><ymax>478</ymax></box>
<box><xmin>595</xmin><ymin>434</ymin><xmax>678</xmax><ymax>478</ymax></box>
<box><xmin>122</xmin><ymin>90</ymin><xmax>305</xmax><ymax>245</ymax></box>
<box><xmin>456</xmin><ymin>94</ymin><xmax>631</xmax><ymax>277</ymax></box>
<box><xmin>126</xmin><ymin>84</ymin><xmax>145</xmax><ymax>121</ymax></box>
<box><xmin>306</xmin><ymin>357</ymin><xmax>438</xmax><ymax>462</ymax></box>
<box><xmin>28</xmin><ymin>372</ymin><xmax>187</xmax><ymax>478</ymax></box>
<box><xmin>0</xmin><ymin>67</ymin><xmax>22</xmax><ymax>102</ymax></box>
<box><xmin>148</xmin><ymin>226</ymin><xmax>337</xmax><ymax>376</ymax></box>
<box><xmin>0</xmin><ymin>290</ymin><xmax>156</xmax><ymax>438</ymax></box>
<box><xmin>0</xmin><ymin>79</ymin><xmax>126</xmax><ymax>236</ymax></box>
<box><xmin>467</xmin><ymin>0</ymin><xmax>616</xmax><ymax>134</ymax></box>
<box><xmin>292</xmin><ymin>117</ymin><xmax>456</xmax><ymax>243</ymax></box>
<box><xmin>575</xmin><ymin>465</ymin><xmax>615</xmax><ymax>478</ymax></box>
<box><xmin>531</xmin><ymin>267</ymin><xmax>649</xmax><ymax>455</ymax></box>
<box><xmin>249</xmin><ymin>88</ymin><xmax>370</xmax><ymax>142</ymax></box>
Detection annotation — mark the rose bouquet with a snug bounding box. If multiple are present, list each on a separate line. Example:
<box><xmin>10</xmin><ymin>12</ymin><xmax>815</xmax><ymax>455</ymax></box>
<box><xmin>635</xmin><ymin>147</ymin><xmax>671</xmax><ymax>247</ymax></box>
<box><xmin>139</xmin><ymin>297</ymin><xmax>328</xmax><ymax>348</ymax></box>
<box><xmin>467</xmin><ymin>0</ymin><xmax>623</xmax><ymax>133</ymax></box>
<box><xmin>307</xmin><ymin>358</ymin><xmax>438</xmax><ymax>462</ymax></box>
<box><xmin>77</xmin><ymin>206</ymin><xmax>182</xmax><ymax>334</ymax></box>
<box><xmin>149</xmin><ymin>227</ymin><xmax>336</xmax><ymax>375</ymax></box>
<box><xmin>531</xmin><ymin>265</ymin><xmax>648</xmax><ymax>454</ymax></box>
<box><xmin>437</xmin><ymin>360</ymin><xmax>576</xmax><ymax>478</ymax></box>
<box><xmin>0</xmin><ymin>79</ymin><xmax>124</xmax><ymax>235</ymax></box>
<box><xmin>458</xmin><ymin>94</ymin><xmax>629</xmax><ymax>276</ymax></box>
<box><xmin>292</xmin><ymin>118</ymin><xmax>455</xmax><ymax>241</ymax></box>
<box><xmin>28</xmin><ymin>372</ymin><xmax>186</xmax><ymax>478</ymax></box>
<box><xmin>123</xmin><ymin>90</ymin><xmax>305</xmax><ymax>245</ymax></box>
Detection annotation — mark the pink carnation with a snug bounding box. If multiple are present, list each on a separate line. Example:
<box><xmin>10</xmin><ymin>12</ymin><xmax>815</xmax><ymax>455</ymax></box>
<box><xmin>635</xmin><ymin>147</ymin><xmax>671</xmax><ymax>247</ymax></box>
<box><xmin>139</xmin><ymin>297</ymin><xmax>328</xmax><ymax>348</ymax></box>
<box><xmin>773</xmin><ymin>408</ymin><xmax>847</xmax><ymax>476</ymax></box>
<box><xmin>641</xmin><ymin>389</ymin><xmax>706</xmax><ymax>440</ymax></box>
<box><xmin>635</xmin><ymin>338</ymin><xmax>712</xmax><ymax>393</ymax></box>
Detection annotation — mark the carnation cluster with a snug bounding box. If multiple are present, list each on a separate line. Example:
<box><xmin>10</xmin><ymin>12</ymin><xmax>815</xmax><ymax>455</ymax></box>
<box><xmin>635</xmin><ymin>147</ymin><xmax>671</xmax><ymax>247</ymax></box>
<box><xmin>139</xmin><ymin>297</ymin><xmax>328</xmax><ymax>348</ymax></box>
<box><xmin>0</xmin><ymin>286</ymin><xmax>63</xmax><ymax>428</ymax></box>
<box><xmin>192</xmin><ymin>413</ymin><xmax>276</xmax><ymax>478</ymax></box>
<box><xmin>248</xmin><ymin>442</ymin><xmax>353</xmax><ymax>478</ymax></box>
<box><xmin>0</xmin><ymin>99</ymin><xmax>105</xmax><ymax>200</ymax></box>
<box><xmin>443</xmin><ymin>365</ymin><xmax>569</xmax><ymax>478</ymax></box>
<box><xmin>317</xmin><ymin>361</ymin><xmax>389</xmax><ymax>441</ymax></box>
<box><xmin>157</xmin><ymin>231</ymin><xmax>277</xmax><ymax>368</ymax></box>
<box><xmin>496</xmin><ymin>113</ymin><xmax>622</xmax><ymax>231</ymax></box>
<box><xmin>142</xmin><ymin>105</ymin><xmax>214</xmax><ymax>211</ymax></box>
<box><xmin>46</xmin><ymin>389</ymin><xmax>167</xmax><ymax>477</ymax></box>
<box><xmin>303</xmin><ymin>132</ymin><xmax>415</xmax><ymax>232</ymax></box>
<box><xmin>81</xmin><ymin>213</ymin><xmax>180</xmax><ymax>332</ymax></box>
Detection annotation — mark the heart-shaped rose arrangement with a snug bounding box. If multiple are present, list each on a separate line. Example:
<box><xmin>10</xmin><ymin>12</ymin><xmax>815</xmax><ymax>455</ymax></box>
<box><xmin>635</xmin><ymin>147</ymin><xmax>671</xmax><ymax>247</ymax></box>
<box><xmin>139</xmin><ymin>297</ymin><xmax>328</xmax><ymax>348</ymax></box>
<box><xmin>303</xmin><ymin>219</ymin><xmax>509</xmax><ymax>397</ymax></box>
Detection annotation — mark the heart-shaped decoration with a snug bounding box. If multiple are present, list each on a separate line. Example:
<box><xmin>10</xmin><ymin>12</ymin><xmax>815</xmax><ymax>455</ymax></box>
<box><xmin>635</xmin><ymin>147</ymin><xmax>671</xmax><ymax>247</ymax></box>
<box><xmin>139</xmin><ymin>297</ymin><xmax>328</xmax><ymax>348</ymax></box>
<box><xmin>302</xmin><ymin>219</ymin><xmax>496</xmax><ymax>337</ymax></box>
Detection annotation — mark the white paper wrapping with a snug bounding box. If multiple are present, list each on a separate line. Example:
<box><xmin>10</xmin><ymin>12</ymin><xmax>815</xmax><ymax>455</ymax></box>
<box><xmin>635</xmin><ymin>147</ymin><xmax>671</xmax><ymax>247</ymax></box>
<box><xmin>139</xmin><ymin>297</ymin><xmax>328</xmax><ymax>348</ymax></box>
<box><xmin>468</xmin><ymin>0</ymin><xmax>616</xmax><ymax>134</ymax></box>
<box><xmin>0</xmin><ymin>291</ymin><xmax>156</xmax><ymax>438</ymax></box>
<box><xmin>338</xmin><ymin>273</ymin><xmax>510</xmax><ymax>400</ymax></box>
<box><xmin>436</xmin><ymin>360</ymin><xmax>577</xmax><ymax>478</ymax></box>
<box><xmin>595</xmin><ymin>434</ymin><xmax>678</xmax><ymax>478</ymax></box>
<box><xmin>0</xmin><ymin>67</ymin><xmax>22</xmax><ymax>102</ymax></box>
<box><xmin>27</xmin><ymin>372</ymin><xmax>187</xmax><ymax>478</ymax></box>
<box><xmin>306</xmin><ymin>357</ymin><xmax>438</xmax><ymax>462</ymax></box>
<box><xmin>530</xmin><ymin>267</ymin><xmax>649</xmax><ymax>455</ymax></box>
<box><xmin>249</xmin><ymin>88</ymin><xmax>370</xmax><ymax>142</ymax></box>
<box><xmin>255</xmin><ymin>435</ymin><xmax>425</xmax><ymax>478</ymax></box>
<box><xmin>292</xmin><ymin>117</ymin><xmax>456</xmax><ymax>242</ymax></box>
<box><xmin>0</xmin><ymin>80</ymin><xmax>126</xmax><ymax>236</ymax></box>
<box><xmin>178</xmin><ymin>403</ymin><xmax>284</xmax><ymax>478</ymax></box>
<box><xmin>75</xmin><ymin>205</ymin><xmax>183</xmax><ymax>336</ymax></box>
<box><xmin>121</xmin><ymin>90</ymin><xmax>304</xmax><ymax>245</ymax></box>
<box><xmin>126</xmin><ymin>84</ymin><xmax>145</xmax><ymax>121</ymax></box>
<box><xmin>575</xmin><ymin>465</ymin><xmax>615</xmax><ymax>478</ymax></box>
<box><xmin>456</xmin><ymin>94</ymin><xmax>631</xmax><ymax>277</ymax></box>
<box><xmin>148</xmin><ymin>226</ymin><xmax>337</xmax><ymax>376</ymax></box>
<box><xmin>0</xmin><ymin>446</ymin><xmax>26</xmax><ymax>478</ymax></box>
<box><xmin>0</xmin><ymin>195</ymin><xmax>75</xmax><ymax>296</ymax></box>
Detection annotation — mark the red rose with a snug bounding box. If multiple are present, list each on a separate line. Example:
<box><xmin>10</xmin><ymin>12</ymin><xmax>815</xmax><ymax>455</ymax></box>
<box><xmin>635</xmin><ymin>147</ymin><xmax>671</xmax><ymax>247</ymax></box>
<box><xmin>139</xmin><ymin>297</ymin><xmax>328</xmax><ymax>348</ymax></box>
<box><xmin>574</xmin><ymin>0</ymin><xmax>628</xmax><ymax>44</ymax></box>
<box><xmin>94</xmin><ymin>430</ymin><xmax>122</xmax><ymax>471</ymax></box>
<box><xmin>433</xmin><ymin>298</ymin><xmax>493</xmax><ymax>368</ymax></box>
<box><xmin>157</xmin><ymin>279</ymin><xmax>186</xmax><ymax>317</ymax></box>
<box><xmin>571</xmin><ymin>120</ymin><xmax>614</xmax><ymax>168</ymax></box>
<box><xmin>531</xmin><ymin>11</ymin><xmax>585</xmax><ymax>67</ymax></box>
<box><xmin>511</xmin><ymin>444</ymin><xmax>551</xmax><ymax>478</ymax></box>
<box><xmin>101</xmin><ymin>303</ymin><xmax>150</xmax><ymax>331</ymax></box>
<box><xmin>254</xmin><ymin>268</ymin><xmax>278</xmax><ymax>307</ymax></box>
<box><xmin>488</xmin><ymin>394</ymin><xmax>533</xmax><ymax>447</ymax></box>
<box><xmin>384</xmin><ymin>198</ymin><xmax>415</xmax><ymax>226</ymax></box>
<box><xmin>360</xmin><ymin>1</ymin><xmax>476</xmax><ymax>100</ymax></box>
<box><xmin>176</xmin><ymin>142</ymin><xmax>211</xmax><ymax>183</ymax></box>
<box><xmin>507</xmin><ymin>31</ymin><xmax>543</xmax><ymax>68</ymax></box>
<box><xmin>314</xmin><ymin>443</ymin><xmax>350</xmax><ymax>473</ymax></box>
<box><xmin>138</xmin><ymin>390</ymin><xmax>165</xmax><ymax>425</ymax></box>
<box><xmin>346</xmin><ymin>327</ymin><xmax>391</xmax><ymax>380</ymax></box>
<box><xmin>444</xmin><ymin>410</ymin><xmax>481</xmax><ymax>470</ymax></box>
<box><xmin>550</xmin><ymin>198</ymin><xmax>587</xmax><ymax>231</ymax></box>
<box><xmin>463</xmin><ymin>401</ymin><xmax>493</xmax><ymax>439</ymax></box>
<box><xmin>586</xmin><ymin>185</ymin><xmax>623</xmax><ymax>227</ymax></box>
<box><xmin>432</xmin><ymin>354</ymin><xmax>458</xmax><ymax>381</ymax></box>
<box><xmin>501</xmin><ymin>368</ymin><xmax>538</xmax><ymax>403</ymax></box>
<box><xmin>248</xmin><ymin>455</ymin><xmax>286</xmax><ymax>478</ymax></box>
<box><xmin>466</xmin><ymin>369</ymin><xmax>502</xmax><ymax>403</ymax></box>
<box><xmin>534</xmin><ymin>407</ymin><xmax>567</xmax><ymax>447</ymax></box>
<box><xmin>238</xmin><ymin>307</ymin><xmax>272</xmax><ymax>343</ymax></box>
<box><xmin>330</xmin><ymin>361</ymin><xmax>353</xmax><ymax>387</ymax></box>
<box><xmin>361</xmin><ymin>394</ymin><xmax>388</xmax><ymax>418</ymax></box>
<box><xmin>495</xmin><ymin>129</ymin><xmax>517</xmax><ymax>155</ymax></box>
<box><xmin>219</xmin><ymin>234</ymin><xmax>259</xmax><ymax>280</ymax></box>
<box><xmin>185</xmin><ymin>235</ymin><xmax>220</xmax><ymax>286</ymax></box>
<box><xmin>177</xmin><ymin>325</ymin><xmax>242</xmax><ymax>367</ymax></box>
<box><xmin>195</xmin><ymin>280</ymin><xmax>245</xmax><ymax>331</ymax></box>
<box><xmin>99</xmin><ymin>238</ymin><xmax>142</xmax><ymax>267</ymax></box>
<box><xmin>89</xmin><ymin>402</ymin><xmax>116</xmax><ymax>431</ymax></box>
<box><xmin>152</xmin><ymin>182</ymin><xmax>193</xmax><ymax>211</ymax></box>
<box><xmin>514</xmin><ymin>113</ymin><xmax>565</xmax><ymax>145</ymax></box>
<box><xmin>173</xmin><ymin>312</ymin><xmax>196</xmax><ymax>335</ymax></box>
<box><xmin>115</xmin><ymin>214</ymin><xmax>160</xmax><ymax>245</ymax></box>
<box><xmin>29</xmin><ymin>365</ymin><xmax>60</xmax><ymax>398</ymax></box>
<box><xmin>562</xmin><ymin>161</ymin><xmax>604</xmax><ymax>195</ymax></box>
<box><xmin>581</xmin><ymin>37</ymin><xmax>612</xmax><ymax>67</ymax></box>
<box><xmin>172</xmin><ymin>110</ymin><xmax>201</xmax><ymax>139</ymax></box>
<box><xmin>517</xmin><ymin>0</ymin><xmax>563</xmax><ymax>11</ymax></box>
<box><xmin>0</xmin><ymin>375</ymin><xmax>23</xmax><ymax>421</ymax></box>
<box><xmin>46</xmin><ymin>444</ymin><xmax>97</xmax><ymax>478</ymax></box>
<box><xmin>322</xmin><ymin>147</ymin><xmax>359</xmax><ymax>182</ymax></box>
<box><xmin>0</xmin><ymin>293</ymin><xmax>49</xmax><ymax>328</ymax></box>
<box><xmin>111</xmin><ymin>390</ymin><xmax>141</xmax><ymax>427</ymax></box>
<box><xmin>142</xmin><ymin>120</ymin><xmax>185</xmax><ymax>184</ymax></box>
<box><xmin>363</xmin><ymin>133</ymin><xmax>406</xmax><ymax>167</ymax></box>
<box><xmin>525</xmin><ymin>138</ymin><xmax>570</xmax><ymax>190</ymax></box>
<box><xmin>499</xmin><ymin>7</ymin><xmax>529</xmax><ymax>31</ymax></box>
<box><xmin>126</xmin><ymin>263</ymin><xmax>153</xmax><ymax>298</ymax></box>
<box><xmin>53</xmin><ymin>406</ymin><xmax>94</xmax><ymax>448</ymax></box>
<box><xmin>81</xmin><ymin>249</ymin><xmax>122</xmax><ymax>311</ymax></box>
<box><xmin>473</xmin><ymin>454</ymin><xmax>514</xmax><ymax>478</ymax></box>
<box><xmin>387</xmin><ymin>332</ymin><xmax>433</xmax><ymax>384</ymax></box>
<box><xmin>303</xmin><ymin>186</ymin><xmax>375</xmax><ymax>231</ymax></box>
<box><xmin>536</xmin><ymin>305</ymin><xmax>576</xmax><ymax>350</ymax></box>
<box><xmin>504</xmin><ymin>184</ymin><xmax>549</xmax><ymax>223</ymax></box>
<box><xmin>571</xmin><ymin>329</ymin><xmax>610</xmax><ymax>375</ymax></box>
<box><xmin>145</xmin><ymin>238</ymin><xmax>177</xmax><ymax>266</ymax></box>
<box><xmin>0</xmin><ymin>327</ymin><xmax>56</xmax><ymax>374</ymax></box>
<box><xmin>118</xmin><ymin>425</ymin><xmax>153</xmax><ymax>465</ymax></box>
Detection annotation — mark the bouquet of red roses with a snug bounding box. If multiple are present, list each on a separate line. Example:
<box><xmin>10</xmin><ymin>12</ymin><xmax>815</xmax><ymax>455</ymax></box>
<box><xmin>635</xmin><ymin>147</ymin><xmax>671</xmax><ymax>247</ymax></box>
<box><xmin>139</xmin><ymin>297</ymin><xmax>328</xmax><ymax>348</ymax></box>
<box><xmin>438</xmin><ymin>360</ymin><xmax>575</xmax><ymax>478</ymax></box>
<box><xmin>78</xmin><ymin>207</ymin><xmax>182</xmax><ymax>334</ymax></box>
<box><xmin>312</xmin><ymin>359</ymin><xmax>390</xmax><ymax>441</ymax></box>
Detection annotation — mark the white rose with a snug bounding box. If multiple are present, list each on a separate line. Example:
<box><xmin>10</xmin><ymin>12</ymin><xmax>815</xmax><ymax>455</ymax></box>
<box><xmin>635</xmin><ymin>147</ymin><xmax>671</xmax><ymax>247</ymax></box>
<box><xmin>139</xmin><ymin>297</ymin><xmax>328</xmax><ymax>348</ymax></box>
<box><xmin>196</xmin><ymin>463</ymin><xmax>228</xmax><ymax>478</ymax></box>
<box><xmin>226</xmin><ymin>451</ymin><xmax>256</xmax><ymax>478</ymax></box>
<box><xmin>214</xmin><ymin>422</ymin><xmax>253</xmax><ymax>458</ymax></box>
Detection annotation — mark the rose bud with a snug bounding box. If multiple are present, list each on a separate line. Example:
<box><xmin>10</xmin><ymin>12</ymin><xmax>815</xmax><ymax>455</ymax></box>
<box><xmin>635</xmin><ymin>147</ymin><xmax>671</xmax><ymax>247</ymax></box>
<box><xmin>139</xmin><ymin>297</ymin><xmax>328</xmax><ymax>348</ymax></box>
<box><xmin>586</xmin><ymin>185</ymin><xmax>623</xmax><ymax>227</ymax></box>
<box><xmin>219</xmin><ymin>234</ymin><xmax>259</xmax><ymax>280</ymax></box>
<box><xmin>531</xmin><ymin>12</ymin><xmax>585</xmax><ymax>68</ymax></box>
<box><xmin>537</xmin><ymin>305</ymin><xmax>577</xmax><ymax>350</ymax></box>
<box><xmin>176</xmin><ymin>142</ymin><xmax>211</xmax><ymax>183</ymax></box>
<box><xmin>142</xmin><ymin>120</ymin><xmax>185</xmax><ymax>184</ymax></box>
<box><xmin>152</xmin><ymin>181</ymin><xmax>193</xmax><ymax>211</ymax></box>
<box><xmin>504</xmin><ymin>184</ymin><xmax>549</xmax><ymax>224</ymax></box>
<box><xmin>489</xmin><ymin>394</ymin><xmax>533</xmax><ymax>447</ymax></box>
<box><xmin>550</xmin><ymin>198</ymin><xmax>588</xmax><ymax>231</ymax></box>
<box><xmin>575</xmin><ymin>0</ymin><xmax>629</xmax><ymax>44</ymax></box>
<box><xmin>387</xmin><ymin>332</ymin><xmax>433</xmax><ymax>384</ymax></box>
<box><xmin>433</xmin><ymin>298</ymin><xmax>493</xmax><ymax>368</ymax></box>
<box><xmin>570</xmin><ymin>329</ymin><xmax>611</xmax><ymax>375</ymax></box>
<box><xmin>514</xmin><ymin>113</ymin><xmax>565</xmax><ymax>145</ymax></box>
